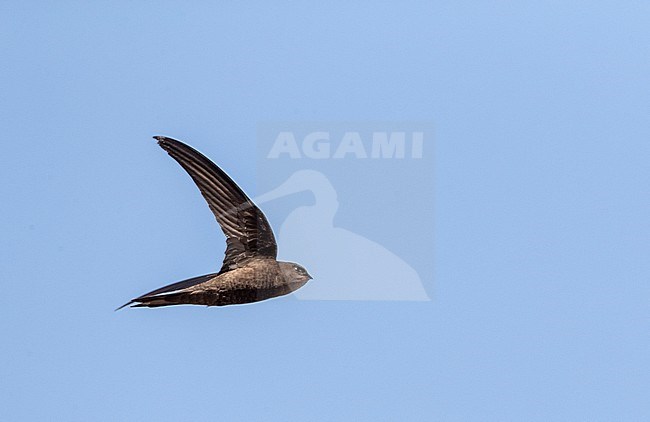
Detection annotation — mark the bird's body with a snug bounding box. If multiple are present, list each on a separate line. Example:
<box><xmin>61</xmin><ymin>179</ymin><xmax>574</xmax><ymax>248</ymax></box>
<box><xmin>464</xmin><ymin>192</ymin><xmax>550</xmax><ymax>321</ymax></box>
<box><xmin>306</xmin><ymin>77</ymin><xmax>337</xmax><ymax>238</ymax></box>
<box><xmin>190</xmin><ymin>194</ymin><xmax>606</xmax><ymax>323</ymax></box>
<box><xmin>129</xmin><ymin>258</ymin><xmax>310</xmax><ymax>308</ymax></box>
<box><xmin>119</xmin><ymin>136</ymin><xmax>312</xmax><ymax>309</ymax></box>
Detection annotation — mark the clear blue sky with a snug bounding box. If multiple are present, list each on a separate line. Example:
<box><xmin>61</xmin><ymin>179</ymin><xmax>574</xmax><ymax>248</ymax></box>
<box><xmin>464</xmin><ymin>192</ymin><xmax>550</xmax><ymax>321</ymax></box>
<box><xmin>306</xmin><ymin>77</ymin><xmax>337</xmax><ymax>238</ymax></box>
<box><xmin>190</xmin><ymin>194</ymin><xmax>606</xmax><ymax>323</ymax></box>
<box><xmin>1</xmin><ymin>1</ymin><xmax>649</xmax><ymax>421</ymax></box>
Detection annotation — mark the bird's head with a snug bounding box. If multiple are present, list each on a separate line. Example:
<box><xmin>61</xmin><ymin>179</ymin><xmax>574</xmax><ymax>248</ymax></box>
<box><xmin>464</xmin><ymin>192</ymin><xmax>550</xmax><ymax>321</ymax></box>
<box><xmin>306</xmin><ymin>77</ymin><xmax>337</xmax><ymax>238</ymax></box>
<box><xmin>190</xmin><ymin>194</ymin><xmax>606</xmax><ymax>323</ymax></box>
<box><xmin>279</xmin><ymin>261</ymin><xmax>313</xmax><ymax>285</ymax></box>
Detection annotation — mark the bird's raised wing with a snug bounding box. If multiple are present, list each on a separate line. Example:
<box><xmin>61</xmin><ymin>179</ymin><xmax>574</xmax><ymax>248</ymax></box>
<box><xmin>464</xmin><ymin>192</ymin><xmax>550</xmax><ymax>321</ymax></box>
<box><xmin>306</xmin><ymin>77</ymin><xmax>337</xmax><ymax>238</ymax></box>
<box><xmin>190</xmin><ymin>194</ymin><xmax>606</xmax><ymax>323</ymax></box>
<box><xmin>155</xmin><ymin>136</ymin><xmax>277</xmax><ymax>272</ymax></box>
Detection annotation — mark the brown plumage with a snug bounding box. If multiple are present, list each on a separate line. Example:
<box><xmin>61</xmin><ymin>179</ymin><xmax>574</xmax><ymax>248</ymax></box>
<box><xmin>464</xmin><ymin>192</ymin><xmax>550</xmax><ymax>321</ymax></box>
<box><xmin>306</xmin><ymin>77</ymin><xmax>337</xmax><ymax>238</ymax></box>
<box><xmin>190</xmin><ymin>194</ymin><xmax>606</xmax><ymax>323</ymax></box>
<box><xmin>117</xmin><ymin>136</ymin><xmax>312</xmax><ymax>309</ymax></box>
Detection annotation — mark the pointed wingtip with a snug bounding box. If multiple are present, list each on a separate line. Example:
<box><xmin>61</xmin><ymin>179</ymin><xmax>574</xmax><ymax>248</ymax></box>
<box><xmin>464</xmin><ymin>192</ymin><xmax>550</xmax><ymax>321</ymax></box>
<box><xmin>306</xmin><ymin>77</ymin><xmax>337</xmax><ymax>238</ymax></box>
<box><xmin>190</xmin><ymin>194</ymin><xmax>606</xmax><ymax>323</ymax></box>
<box><xmin>114</xmin><ymin>301</ymin><xmax>133</xmax><ymax>312</ymax></box>
<box><xmin>154</xmin><ymin>136</ymin><xmax>183</xmax><ymax>151</ymax></box>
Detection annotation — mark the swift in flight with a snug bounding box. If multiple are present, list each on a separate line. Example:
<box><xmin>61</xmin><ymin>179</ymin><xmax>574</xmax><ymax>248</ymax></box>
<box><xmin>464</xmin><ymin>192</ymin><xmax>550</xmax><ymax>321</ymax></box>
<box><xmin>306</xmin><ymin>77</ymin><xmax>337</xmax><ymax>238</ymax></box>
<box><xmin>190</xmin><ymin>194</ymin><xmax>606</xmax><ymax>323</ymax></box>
<box><xmin>118</xmin><ymin>136</ymin><xmax>312</xmax><ymax>309</ymax></box>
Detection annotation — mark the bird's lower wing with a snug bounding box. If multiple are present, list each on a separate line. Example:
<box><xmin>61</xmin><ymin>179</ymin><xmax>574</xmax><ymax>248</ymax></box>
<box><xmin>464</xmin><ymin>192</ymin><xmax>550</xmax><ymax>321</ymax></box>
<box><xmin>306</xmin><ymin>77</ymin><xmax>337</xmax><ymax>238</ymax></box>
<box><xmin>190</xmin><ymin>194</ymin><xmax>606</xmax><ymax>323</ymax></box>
<box><xmin>116</xmin><ymin>272</ymin><xmax>219</xmax><ymax>310</ymax></box>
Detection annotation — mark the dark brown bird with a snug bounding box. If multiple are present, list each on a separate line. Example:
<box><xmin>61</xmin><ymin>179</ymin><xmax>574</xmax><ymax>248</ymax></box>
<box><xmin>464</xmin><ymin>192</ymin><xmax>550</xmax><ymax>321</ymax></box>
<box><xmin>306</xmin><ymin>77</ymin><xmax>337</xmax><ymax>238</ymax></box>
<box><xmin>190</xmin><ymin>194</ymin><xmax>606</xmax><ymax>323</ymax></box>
<box><xmin>118</xmin><ymin>136</ymin><xmax>312</xmax><ymax>309</ymax></box>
